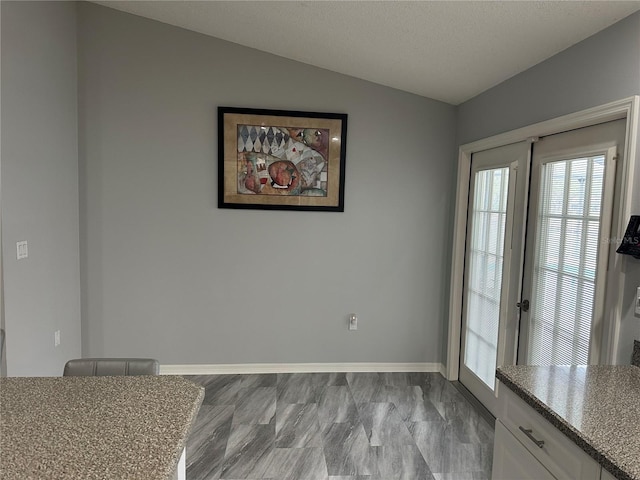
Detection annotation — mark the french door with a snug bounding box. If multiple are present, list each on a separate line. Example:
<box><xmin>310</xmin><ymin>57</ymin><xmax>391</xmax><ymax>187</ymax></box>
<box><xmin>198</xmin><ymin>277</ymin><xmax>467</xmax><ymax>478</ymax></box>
<box><xmin>518</xmin><ymin>121</ymin><xmax>623</xmax><ymax>365</ymax></box>
<box><xmin>459</xmin><ymin>142</ymin><xmax>529</xmax><ymax>414</ymax></box>
<box><xmin>459</xmin><ymin>120</ymin><xmax>624</xmax><ymax>415</ymax></box>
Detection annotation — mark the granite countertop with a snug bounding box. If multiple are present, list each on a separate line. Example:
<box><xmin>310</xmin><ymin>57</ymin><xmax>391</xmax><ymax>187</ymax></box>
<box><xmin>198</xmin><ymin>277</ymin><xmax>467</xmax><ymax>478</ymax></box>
<box><xmin>497</xmin><ymin>365</ymin><xmax>640</xmax><ymax>480</ymax></box>
<box><xmin>0</xmin><ymin>375</ymin><xmax>204</xmax><ymax>480</ymax></box>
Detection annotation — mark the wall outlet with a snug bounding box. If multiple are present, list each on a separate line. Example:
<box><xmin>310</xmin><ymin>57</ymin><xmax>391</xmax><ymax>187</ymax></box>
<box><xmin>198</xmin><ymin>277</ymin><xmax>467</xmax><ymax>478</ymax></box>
<box><xmin>54</xmin><ymin>330</ymin><xmax>61</xmax><ymax>347</ymax></box>
<box><xmin>16</xmin><ymin>241</ymin><xmax>28</xmax><ymax>260</ymax></box>
<box><xmin>349</xmin><ymin>314</ymin><xmax>357</xmax><ymax>331</ymax></box>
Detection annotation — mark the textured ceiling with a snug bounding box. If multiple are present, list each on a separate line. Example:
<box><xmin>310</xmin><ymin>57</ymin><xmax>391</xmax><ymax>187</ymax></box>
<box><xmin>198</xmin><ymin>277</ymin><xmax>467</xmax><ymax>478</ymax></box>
<box><xmin>92</xmin><ymin>1</ymin><xmax>640</xmax><ymax>105</ymax></box>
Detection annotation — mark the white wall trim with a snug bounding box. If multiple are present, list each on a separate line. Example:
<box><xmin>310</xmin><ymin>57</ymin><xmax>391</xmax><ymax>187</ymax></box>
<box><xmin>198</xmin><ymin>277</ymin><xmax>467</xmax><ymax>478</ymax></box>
<box><xmin>447</xmin><ymin>96</ymin><xmax>639</xmax><ymax>380</ymax></box>
<box><xmin>459</xmin><ymin>97</ymin><xmax>636</xmax><ymax>154</ymax></box>
<box><xmin>160</xmin><ymin>362</ymin><xmax>445</xmax><ymax>376</ymax></box>
<box><xmin>446</xmin><ymin>146</ymin><xmax>471</xmax><ymax>381</ymax></box>
<box><xmin>605</xmin><ymin>96</ymin><xmax>639</xmax><ymax>364</ymax></box>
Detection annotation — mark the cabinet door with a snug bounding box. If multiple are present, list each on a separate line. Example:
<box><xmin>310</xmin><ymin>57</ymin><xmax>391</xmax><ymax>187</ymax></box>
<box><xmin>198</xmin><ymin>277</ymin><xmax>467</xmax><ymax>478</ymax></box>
<box><xmin>492</xmin><ymin>420</ymin><xmax>556</xmax><ymax>480</ymax></box>
<box><xmin>600</xmin><ymin>469</ymin><xmax>616</xmax><ymax>480</ymax></box>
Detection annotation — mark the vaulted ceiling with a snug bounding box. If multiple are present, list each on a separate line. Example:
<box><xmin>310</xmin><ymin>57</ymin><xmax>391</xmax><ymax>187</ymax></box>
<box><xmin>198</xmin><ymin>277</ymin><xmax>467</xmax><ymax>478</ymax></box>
<box><xmin>94</xmin><ymin>1</ymin><xmax>640</xmax><ymax>104</ymax></box>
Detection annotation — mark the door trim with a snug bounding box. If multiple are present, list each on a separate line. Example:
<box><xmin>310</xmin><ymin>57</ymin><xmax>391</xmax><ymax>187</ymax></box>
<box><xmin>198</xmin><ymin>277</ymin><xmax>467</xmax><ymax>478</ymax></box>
<box><xmin>446</xmin><ymin>96</ymin><xmax>639</xmax><ymax>380</ymax></box>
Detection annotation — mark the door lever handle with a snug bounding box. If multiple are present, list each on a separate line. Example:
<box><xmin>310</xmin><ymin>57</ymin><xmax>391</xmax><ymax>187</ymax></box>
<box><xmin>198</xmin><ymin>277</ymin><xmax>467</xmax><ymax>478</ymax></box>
<box><xmin>516</xmin><ymin>299</ymin><xmax>530</xmax><ymax>312</ymax></box>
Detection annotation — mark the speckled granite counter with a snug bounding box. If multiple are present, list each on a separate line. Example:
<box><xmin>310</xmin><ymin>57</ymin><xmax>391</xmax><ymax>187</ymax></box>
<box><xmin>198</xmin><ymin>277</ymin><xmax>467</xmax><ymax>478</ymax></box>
<box><xmin>497</xmin><ymin>365</ymin><xmax>640</xmax><ymax>480</ymax></box>
<box><xmin>0</xmin><ymin>375</ymin><xmax>204</xmax><ymax>480</ymax></box>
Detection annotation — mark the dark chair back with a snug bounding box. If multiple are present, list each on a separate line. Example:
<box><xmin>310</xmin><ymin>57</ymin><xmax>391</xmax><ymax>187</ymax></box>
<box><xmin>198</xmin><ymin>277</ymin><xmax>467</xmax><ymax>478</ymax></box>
<box><xmin>63</xmin><ymin>358</ymin><xmax>159</xmax><ymax>376</ymax></box>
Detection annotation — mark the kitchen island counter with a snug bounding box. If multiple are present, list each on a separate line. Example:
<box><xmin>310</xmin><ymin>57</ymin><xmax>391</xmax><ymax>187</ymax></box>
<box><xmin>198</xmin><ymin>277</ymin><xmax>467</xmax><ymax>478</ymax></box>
<box><xmin>0</xmin><ymin>375</ymin><xmax>204</xmax><ymax>480</ymax></box>
<box><xmin>497</xmin><ymin>365</ymin><xmax>640</xmax><ymax>480</ymax></box>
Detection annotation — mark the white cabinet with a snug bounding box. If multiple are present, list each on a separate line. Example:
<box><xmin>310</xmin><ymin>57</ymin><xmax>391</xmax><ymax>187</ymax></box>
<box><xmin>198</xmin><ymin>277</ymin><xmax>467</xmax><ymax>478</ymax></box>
<box><xmin>492</xmin><ymin>384</ymin><xmax>601</xmax><ymax>480</ymax></box>
<box><xmin>600</xmin><ymin>469</ymin><xmax>616</xmax><ymax>480</ymax></box>
<box><xmin>493</xmin><ymin>420</ymin><xmax>555</xmax><ymax>480</ymax></box>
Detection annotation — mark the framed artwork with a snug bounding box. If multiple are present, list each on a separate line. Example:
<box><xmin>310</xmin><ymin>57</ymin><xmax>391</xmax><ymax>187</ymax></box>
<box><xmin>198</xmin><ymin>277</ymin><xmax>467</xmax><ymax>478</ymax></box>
<box><xmin>218</xmin><ymin>107</ymin><xmax>348</xmax><ymax>211</ymax></box>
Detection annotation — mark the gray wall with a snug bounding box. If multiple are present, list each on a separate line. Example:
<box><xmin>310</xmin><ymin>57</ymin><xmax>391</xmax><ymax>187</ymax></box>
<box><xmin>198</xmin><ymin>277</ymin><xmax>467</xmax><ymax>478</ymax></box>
<box><xmin>458</xmin><ymin>11</ymin><xmax>640</xmax><ymax>364</ymax></box>
<box><xmin>8</xmin><ymin>1</ymin><xmax>633</xmax><ymax>371</ymax></box>
<box><xmin>458</xmin><ymin>12</ymin><xmax>640</xmax><ymax>145</ymax></box>
<box><xmin>78</xmin><ymin>3</ymin><xmax>457</xmax><ymax>365</ymax></box>
<box><xmin>1</xmin><ymin>1</ymin><xmax>82</xmax><ymax>376</ymax></box>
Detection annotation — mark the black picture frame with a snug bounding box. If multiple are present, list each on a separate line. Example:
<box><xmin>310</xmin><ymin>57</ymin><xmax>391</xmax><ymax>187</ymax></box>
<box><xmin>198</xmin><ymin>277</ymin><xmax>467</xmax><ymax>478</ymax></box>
<box><xmin>218</xmin><ymin>107</ymin><xmax>347</xmax><ymax>212</ymax></box>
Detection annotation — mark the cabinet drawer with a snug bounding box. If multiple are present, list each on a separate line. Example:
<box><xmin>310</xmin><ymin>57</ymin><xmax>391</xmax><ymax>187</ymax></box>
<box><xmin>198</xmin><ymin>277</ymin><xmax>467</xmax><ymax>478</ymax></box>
<box><xmin>498</xmin><ymin>385</ymin><xmax>599</xmax><ymax>480</ymax></box>
<box><xmin>492</xmin><ymin>420</ymin><xmax>556</xmax><ymax>480</ymax></box>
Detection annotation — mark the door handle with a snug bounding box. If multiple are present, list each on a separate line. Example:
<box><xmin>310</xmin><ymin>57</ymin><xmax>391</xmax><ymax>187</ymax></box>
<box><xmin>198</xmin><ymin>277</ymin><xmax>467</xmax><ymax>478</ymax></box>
<box><xmin>516</xmin><ymin>299</ymin><xmax>530</xmax><ymax>312</ymax></box>
<box><xmin>519</xmin><ymin>426</ymin><xmax>544</xmax><ymax>448</ymax></box>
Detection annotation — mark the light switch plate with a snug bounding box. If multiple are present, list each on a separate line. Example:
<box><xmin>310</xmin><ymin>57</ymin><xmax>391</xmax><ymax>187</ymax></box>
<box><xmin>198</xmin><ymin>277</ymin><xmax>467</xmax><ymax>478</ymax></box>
<box><xmin>349</xmin><ymin>314</ymin><xmax>357</xmax><ymax>330</ymax></box>
<box><xmin>635</xmin><ymin>286</ymin><xmax>640</xmax><ymax>315</ymax></box>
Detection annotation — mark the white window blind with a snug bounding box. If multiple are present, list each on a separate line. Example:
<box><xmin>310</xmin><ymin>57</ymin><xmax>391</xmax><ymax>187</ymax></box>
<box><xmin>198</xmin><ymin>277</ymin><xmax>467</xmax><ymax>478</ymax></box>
<box><xmin>464</xmin><ymin>167</ymin><xmax>509</xmax><ymax>388</ymax></box>
<box><xmin>526</xmin><ymin>155</ymin><xmax>605</xmax><ymax>365</ymax></box>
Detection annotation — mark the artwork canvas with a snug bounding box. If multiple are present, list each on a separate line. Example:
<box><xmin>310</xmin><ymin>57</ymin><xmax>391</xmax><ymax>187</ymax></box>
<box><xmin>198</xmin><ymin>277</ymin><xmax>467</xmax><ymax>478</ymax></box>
<box><xmin>218</xmin><ymin>107</ymin><xmax>347</xmax><ymax>211</ymax></box>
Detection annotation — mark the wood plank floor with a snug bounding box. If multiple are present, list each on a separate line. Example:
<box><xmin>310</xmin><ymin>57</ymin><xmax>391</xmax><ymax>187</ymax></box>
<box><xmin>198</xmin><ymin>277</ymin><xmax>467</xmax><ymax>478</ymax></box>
<box><xmin>183</xmin><ymin>372</ymin><xmax>494</xmax><ymax>480</ymax></box>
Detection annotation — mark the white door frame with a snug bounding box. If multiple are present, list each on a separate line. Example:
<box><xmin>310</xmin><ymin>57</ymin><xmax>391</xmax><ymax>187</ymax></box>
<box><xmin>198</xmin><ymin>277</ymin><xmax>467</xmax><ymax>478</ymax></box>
<box><xmin>446</xmin><ymin>96</ymin><xmax>639</xmax><ymax>381</ymax></box>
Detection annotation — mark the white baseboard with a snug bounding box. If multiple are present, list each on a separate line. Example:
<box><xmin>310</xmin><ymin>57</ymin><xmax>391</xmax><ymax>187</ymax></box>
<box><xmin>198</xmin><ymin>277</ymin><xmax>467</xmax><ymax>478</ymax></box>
<box><xmin>160</xmin><ymin>362</ymin><xmax>446</xmax><ymax>376</ymax></box>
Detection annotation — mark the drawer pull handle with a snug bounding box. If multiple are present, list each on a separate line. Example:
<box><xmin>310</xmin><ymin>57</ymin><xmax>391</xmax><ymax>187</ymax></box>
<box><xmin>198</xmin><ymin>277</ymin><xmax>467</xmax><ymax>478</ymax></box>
<box><xmin>519</xmin><ymin>426</ymin><xmax>545</xmax><ymax>448</ymax></box>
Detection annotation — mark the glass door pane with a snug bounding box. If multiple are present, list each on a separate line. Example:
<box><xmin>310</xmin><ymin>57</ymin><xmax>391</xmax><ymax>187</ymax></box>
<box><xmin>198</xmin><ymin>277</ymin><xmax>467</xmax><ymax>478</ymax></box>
<box><xmin>526</xmin><ymin>156</ymin><xmax>604</xmax><ymax>365</ymax></box>
<box><xmin>464</xmin><ymin>167</ymin><xmax>509</xmax><ymax>388</ymax></box>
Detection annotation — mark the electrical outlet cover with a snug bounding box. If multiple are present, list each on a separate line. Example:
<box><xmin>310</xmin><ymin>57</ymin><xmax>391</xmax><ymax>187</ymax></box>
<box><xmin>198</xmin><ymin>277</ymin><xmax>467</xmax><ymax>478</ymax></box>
<box><xmin>16</xmin><ymin>241</ymin><xmax>28</xmax><ymax>260</ymax></box>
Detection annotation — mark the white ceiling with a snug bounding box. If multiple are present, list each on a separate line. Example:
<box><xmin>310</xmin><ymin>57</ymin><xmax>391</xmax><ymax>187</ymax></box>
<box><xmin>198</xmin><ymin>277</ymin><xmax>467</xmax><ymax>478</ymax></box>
<box><xmin>93</xmin><ymin>1</ymin><xmax>640</xmax><ymax>105</ymax></box>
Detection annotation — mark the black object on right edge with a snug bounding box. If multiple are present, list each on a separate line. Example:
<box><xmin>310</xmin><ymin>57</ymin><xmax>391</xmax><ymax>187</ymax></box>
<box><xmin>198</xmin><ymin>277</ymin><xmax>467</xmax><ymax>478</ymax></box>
<box><xmin>616</xmin><ymin>215</ymin><xmax>640</xmax><ymax>259</ymax></box>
